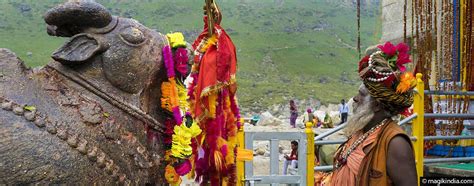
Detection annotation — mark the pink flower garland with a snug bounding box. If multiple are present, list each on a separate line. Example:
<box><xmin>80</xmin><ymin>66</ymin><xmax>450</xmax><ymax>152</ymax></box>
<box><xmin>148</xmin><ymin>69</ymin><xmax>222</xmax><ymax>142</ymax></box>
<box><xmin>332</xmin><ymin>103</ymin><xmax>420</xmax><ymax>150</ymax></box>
<box><xmin>377</xmin><ymin>42</ymin><xmax>412</xmax><ymax>72</ymax></box>
<box><xmin>162</xmin><ymin>45</ymin><xmax>182</xmax><ymax>123</ymax></box>
<box><xmin>175</xmin><ymin>159</ymin><xmax>192</xmax><ymax>176</ymax></box>
<box><xmin>162</xmin><ymin>45</ymin><xmax>176</xmax><ymax>78</ymax></box>
<box><xmin>172</xmin><ymin>107</ymin><xmax>183</xmax><ymax>126</ymax></box>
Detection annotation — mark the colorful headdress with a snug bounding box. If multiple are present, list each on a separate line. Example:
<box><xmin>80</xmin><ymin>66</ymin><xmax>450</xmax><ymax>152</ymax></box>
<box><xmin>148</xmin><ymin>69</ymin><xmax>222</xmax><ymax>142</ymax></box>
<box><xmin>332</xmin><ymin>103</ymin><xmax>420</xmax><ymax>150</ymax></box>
<box><xmin>358</xmin><ymin>42</ymin><xmax>416</xmax><ymax>115</ymax></box>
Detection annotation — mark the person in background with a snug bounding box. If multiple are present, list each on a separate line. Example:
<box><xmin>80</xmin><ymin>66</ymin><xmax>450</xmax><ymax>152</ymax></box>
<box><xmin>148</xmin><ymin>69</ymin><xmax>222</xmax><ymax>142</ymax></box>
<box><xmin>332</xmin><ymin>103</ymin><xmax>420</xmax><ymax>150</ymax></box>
<box><xmin>289</xmin><ymin>100</ymin><xmax>298</xmax><ymax>128</ymax></box>
<box><xmin>283</xmin><ymin>140</ymin><xmax>298</xmax><ymax>175</ymax></box>
<box><xmin>314</xmin><ymin>115</ymin><xmax>321</xmax><ymax>128</ymax></box>
<box><xmin>339</xmin><ymin>99</ymin><xmax>349</xmax><ymax>124</ymax></box>
<box><xmin>302</xmin><ymin>108</ymin><xmax>315</xmax><ymax>126</ymax></box>
<box><xmin>250</xmin><ymin>115</ymin><xmax>259</xmax><ymax>126</ymax></box>
<box><xmin>323</xmin><ymin>113</ymin><xmax>334</xmax><ymax>128</ymax></box>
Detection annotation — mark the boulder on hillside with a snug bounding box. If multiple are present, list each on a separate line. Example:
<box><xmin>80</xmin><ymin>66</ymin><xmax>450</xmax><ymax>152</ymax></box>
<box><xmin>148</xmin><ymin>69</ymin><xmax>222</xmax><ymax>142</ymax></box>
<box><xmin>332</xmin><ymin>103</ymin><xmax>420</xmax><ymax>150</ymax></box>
<box><xmin>318</xmin><ymin>145</ymin><xmax>339</xmax><ymax>165</ymax></box>
<box><xmin>255</xmin><ymin>146</ymin><xmax>266</xmax><ymax>156</ymax></box>
<box><xmin>257</xmin><ymin>111</ymin><xmax>284</xmax><ymax>126</ymax></box>
<box><xmin>314</xmin><ymin>110</ymin><xmax>326</xmax><ymax>121</ymax></box>
<box><xmin>252</xmin><ymin>140</ymin><xmax>293</xmax><ymax>157</ymax></box>
<box><xmin>329</xmin><ymin>111</ymin><xmax>341</xmax><ymax>124</ymax></box>
<box><xmin>326</xmin><ymin>104</ymin><xmax>339</xmax><ymax>112</ymax></box>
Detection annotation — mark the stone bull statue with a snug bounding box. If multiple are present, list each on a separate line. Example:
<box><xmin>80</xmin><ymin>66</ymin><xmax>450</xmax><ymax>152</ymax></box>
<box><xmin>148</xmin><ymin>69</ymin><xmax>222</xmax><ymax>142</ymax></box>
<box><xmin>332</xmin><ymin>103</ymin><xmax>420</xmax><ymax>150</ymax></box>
<box><xmin>0</xmin><ymin>1</ymin><xmax>187</xmax><ymax>184</ymax></box>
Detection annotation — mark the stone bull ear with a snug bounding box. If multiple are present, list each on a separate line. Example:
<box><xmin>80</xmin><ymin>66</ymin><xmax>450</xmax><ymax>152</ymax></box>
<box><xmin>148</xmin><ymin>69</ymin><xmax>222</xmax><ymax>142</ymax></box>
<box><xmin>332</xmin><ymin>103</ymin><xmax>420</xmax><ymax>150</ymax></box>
<box><xmin>52</xmin><ymin>33</ymin><xmax>108</xmax><ymax>65</ymax></box>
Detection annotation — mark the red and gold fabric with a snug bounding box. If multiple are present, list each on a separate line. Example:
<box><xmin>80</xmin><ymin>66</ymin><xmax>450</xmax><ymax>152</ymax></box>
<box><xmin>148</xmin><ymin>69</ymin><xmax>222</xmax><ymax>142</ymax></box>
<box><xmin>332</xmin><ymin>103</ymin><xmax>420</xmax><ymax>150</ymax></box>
<box><xmin>189</xmin><ymin>15</ymin><xmax>241</xmax><ymax>185</ymax></box>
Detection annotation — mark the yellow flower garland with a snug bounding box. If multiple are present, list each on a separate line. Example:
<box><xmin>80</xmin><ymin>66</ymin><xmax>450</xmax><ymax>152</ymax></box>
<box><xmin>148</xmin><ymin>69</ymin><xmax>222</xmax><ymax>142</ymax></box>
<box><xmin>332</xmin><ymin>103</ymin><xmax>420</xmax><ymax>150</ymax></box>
<box><xmin>177</xmin><ymin>82</ymin><xmax>189</xmax><ymax>112</ymax></box>
<box><xmin>171</xmin><ymin>121</ymin><xmax>202</xmax><ymax>159</ymax></box>
<box><xmin>167</xmin><ymin>32</ymin><xmax>187</xmax><ymax>48</ymax></box>
<box><xmin>162</xmin><ymin>32</ymin><xmax>203</xmax><ymax>183</ymax></box>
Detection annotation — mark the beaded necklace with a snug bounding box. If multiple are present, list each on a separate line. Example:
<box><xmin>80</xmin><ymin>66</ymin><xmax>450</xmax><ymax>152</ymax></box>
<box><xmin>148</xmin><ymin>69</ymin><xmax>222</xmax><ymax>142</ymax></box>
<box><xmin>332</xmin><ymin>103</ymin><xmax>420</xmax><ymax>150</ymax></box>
<box><xmin>334</xmin><ymin>119</ymin><xmax>389</xmax><ymax>170</ymax></box>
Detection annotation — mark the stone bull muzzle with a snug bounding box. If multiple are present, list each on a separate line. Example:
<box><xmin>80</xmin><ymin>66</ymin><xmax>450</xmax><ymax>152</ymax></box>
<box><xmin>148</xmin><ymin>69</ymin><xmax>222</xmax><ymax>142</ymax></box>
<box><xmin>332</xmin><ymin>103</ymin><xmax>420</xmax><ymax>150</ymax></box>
<box><xmin>44</xmin><ymin>0</ymin><xmax>165</xmax><ymax>94</ymax></box>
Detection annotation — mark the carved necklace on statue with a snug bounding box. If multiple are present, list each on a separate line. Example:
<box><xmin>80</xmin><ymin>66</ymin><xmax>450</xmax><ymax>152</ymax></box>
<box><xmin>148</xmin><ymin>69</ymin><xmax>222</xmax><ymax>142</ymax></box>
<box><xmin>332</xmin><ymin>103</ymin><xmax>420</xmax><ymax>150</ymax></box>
<box><xmin>334</xmin><ymin>118</ymin><xmax>389</xmax><ymax>170</ymax></box>
<box><xmin>46</xmin><ymin>63</ymin><xmax>165</xmax><ymax>132</ymax></box>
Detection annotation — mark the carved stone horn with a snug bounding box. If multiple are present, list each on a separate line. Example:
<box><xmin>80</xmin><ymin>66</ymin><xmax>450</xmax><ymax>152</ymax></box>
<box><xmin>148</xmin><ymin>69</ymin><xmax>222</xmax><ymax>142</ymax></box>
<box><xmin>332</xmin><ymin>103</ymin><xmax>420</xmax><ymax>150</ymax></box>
<box><xmin>44</xmin><ymin>0</ymin><xmax>114</xmax><ymax>37</ymax></box>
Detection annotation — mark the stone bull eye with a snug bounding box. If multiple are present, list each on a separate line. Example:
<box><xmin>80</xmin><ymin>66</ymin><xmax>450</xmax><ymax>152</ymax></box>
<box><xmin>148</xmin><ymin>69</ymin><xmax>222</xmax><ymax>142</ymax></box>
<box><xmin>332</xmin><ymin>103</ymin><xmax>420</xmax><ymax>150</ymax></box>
<box><xmin>119</xmin><ymin>27</ymin><xmax>146</xmax><ymax>46</ymax></box>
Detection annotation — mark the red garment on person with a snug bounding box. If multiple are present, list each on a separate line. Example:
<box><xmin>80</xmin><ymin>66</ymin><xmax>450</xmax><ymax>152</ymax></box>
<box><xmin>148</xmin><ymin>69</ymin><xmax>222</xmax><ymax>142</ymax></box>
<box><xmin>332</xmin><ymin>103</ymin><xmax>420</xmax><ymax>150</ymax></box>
<box><xmin>289</xmin><ymin>149</ymin><xmax>298</xmax><ymax>160</ymax></box>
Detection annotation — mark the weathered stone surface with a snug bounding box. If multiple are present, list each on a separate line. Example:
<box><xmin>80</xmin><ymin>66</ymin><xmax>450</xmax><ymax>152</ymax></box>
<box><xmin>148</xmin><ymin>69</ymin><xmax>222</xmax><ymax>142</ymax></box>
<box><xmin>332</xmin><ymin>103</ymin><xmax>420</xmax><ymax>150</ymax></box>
<box><xmin>79</xmin><ymin>102</ymin><xmax>103</xmax><ymax>125</ymax></box>
<box><xmin>381</xmin><ymin>0</ymin><xmax>414</xmax><ymax>42</ymax></box>
<box><xmin>0</xmin><ymin>0</ymin><xmax>187</xmax><ymax>184</ymax></box>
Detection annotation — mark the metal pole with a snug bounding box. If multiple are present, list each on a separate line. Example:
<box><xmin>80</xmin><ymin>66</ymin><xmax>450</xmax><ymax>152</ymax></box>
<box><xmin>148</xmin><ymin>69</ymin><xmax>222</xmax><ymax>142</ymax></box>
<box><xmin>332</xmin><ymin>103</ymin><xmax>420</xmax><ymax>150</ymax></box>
<box><xmin>413</xmin><ymin>73</ymin><xmax>425</xmax><ymax>181</ymax></box>
<box><xmin>424</xmin><ymin>135</ymin><xmax>474</xmax><ymax>140</ymax></box>
<box><xmin>399</xmin><ymin>113</ymin><xmax>418</xmax><ymax>126</ymax></box>
<box><xmin>424</xmin><ymin>113</ymin><xmax>474</xmax><ymax>118</ymax></box>
<box><xmin>315</xmin><ymin>139</ymin><xmax>346</xmax><ymax>145</ymax></box>
<box><xmin>270</xmin><ymin>139</ymin><xmax>279</xmax><ymax>176</ymax></box>
<box><xmin>424</xmin><ymin>90</ymin><xmax>474</xmax><ymax>95</ymax></box>
<box><xmin>314</xmin><ymin>123</ymin><xmax>347</xmax><ymax>141</ymax></box>
<box><xmin>424</xmin><ymin>157</ymin><xmax>474</xmax><ymax>163</ymax></box>
<box><xmin>311</xmin><ymin>157</ymin><xmax>474</xmax><ymax>172</ymax></box>
<box><xmin>314</xmin><ymin>165</ymin><xmax>333</xmax><ymax>172</ymax></box>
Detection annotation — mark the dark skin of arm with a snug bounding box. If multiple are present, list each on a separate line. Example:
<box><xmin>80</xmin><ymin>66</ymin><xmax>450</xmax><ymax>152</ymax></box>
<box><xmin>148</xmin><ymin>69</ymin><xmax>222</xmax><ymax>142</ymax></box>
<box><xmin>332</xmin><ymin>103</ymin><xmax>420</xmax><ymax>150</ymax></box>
<box><xmin>386</xmin><ymin>135</ymin><xmax>418</xmax><ymax>186</ymax></box>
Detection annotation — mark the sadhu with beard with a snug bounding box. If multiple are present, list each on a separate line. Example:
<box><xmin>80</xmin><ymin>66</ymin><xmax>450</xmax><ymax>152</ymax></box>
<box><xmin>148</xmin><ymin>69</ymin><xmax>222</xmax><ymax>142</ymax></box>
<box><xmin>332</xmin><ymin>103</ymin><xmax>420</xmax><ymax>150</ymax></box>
<box><xmin>320</xmin><ymin>42</ymin><xmax>418</xmax><ymax>186</ymax></box>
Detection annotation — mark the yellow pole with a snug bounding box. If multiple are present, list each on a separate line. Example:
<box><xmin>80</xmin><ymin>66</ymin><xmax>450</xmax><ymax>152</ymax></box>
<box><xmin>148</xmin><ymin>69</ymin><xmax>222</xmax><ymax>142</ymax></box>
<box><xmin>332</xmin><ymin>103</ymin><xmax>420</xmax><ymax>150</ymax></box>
<box><xmin>236</xmin><ymin>118</ymin><xmax>245</xmax><ymax>186</ymax></box>
<box><xmin>413</xmin><ymin>73</ymin><xmax>425</xmax><ymax>185</ymax></box>
<box><xmin>305</xmin><ymin>122</ymin><xmax>315</xmax><ymax>186</ymax></box>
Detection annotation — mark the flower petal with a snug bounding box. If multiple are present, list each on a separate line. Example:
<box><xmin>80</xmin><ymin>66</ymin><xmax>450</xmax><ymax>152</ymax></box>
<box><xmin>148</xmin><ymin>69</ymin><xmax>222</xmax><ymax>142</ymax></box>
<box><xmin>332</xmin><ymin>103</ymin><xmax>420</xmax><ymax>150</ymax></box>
<box><xmin>378</xmin><ymin>42</ymin><xmax>397</xmax><ymax>56</ymax></box>
<box><xmin>396</xmin><ymin>43</ymin><xmax>410</xmax><ymax>54</ymax></box>
<box><xmin>397</xmin><ymin>64</ymin><xmax>407</xmax><ymax>72</ymax></box>
<box><xmin>397</xmin><ymin>53</ymin><xmax>411</xmax><ymax>63</ymax></box>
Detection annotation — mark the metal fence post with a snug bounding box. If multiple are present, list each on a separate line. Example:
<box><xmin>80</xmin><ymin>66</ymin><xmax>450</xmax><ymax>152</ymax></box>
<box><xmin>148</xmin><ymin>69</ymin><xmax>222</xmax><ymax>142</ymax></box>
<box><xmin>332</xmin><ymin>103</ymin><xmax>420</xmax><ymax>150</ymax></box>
<box><xmin>413</xmin><ymin>73</ymin><xmax>425</xmax><ymax>185</ymax></box>
<box><xmin>237</xmin><ymin>119</ymin><xmax>245</xmax><ymax>186</ymax></box>
<box><xmin>305</xmin><ymin>122</ymin><xmax>315</xmax><ymax>186</ymax></box>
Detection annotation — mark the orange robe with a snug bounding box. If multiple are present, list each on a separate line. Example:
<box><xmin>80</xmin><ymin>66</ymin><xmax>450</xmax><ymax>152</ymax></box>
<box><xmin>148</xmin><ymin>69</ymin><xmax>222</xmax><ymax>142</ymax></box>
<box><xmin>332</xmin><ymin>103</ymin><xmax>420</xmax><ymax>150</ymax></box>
<box><xmin>329</xmin><ymin>127</ymin><xmax>383</xmax><ymax>186</ymax></box>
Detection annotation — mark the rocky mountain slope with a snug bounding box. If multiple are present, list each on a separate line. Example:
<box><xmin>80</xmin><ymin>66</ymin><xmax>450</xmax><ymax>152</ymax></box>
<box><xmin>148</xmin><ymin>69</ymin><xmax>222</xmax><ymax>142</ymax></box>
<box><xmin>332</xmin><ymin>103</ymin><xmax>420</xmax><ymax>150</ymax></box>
<box><xmin>0</xmin><ymin>0</ymin><xmax>381</xmax><ymax>112</ymax></box>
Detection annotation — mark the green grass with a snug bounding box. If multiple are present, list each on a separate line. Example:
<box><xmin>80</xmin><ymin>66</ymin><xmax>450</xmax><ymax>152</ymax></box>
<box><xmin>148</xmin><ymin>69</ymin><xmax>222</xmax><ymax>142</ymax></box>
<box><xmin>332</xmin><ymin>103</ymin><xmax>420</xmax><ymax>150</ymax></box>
<box><xmin>0</xmin><ymin>0</ymin><xmax>381</xmax><ymax>111</ymax></box>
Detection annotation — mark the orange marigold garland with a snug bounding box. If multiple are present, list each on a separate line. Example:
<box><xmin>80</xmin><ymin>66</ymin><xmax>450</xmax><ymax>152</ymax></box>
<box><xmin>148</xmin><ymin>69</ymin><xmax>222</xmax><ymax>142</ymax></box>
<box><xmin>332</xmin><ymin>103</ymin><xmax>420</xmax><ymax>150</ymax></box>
<box><xmin>396</xmin><ymin>72</ymin><xmax>416</xmax><ymax>93</ymax></box>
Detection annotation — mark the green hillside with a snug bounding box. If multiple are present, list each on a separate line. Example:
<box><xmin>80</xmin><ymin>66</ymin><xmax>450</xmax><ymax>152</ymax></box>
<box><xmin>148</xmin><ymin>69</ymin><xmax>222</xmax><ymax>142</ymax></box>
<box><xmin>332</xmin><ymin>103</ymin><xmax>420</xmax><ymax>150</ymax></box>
<box><xmin>0</xmin><ymin>0</ymin><xmax>381</xmax><ymax>112</ymax></box>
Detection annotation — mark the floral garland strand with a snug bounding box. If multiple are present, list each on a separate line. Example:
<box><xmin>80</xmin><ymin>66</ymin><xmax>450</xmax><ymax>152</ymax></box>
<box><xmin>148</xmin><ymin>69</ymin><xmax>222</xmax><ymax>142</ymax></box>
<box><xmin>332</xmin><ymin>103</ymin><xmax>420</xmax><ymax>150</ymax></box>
<box><xmin>161</xmin><ymin>32</ymin><xmax>202</xmax><ymax>186</ymax></box>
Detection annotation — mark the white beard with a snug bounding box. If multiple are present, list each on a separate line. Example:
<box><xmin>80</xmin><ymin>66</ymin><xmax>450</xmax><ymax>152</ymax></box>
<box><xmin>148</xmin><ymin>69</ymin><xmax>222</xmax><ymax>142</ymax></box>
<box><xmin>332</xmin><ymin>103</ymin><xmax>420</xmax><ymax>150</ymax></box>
<box><xmin>344</xmin><ymin>96</ymin><xmax>375</xmax><ymax>136</ymax></box>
